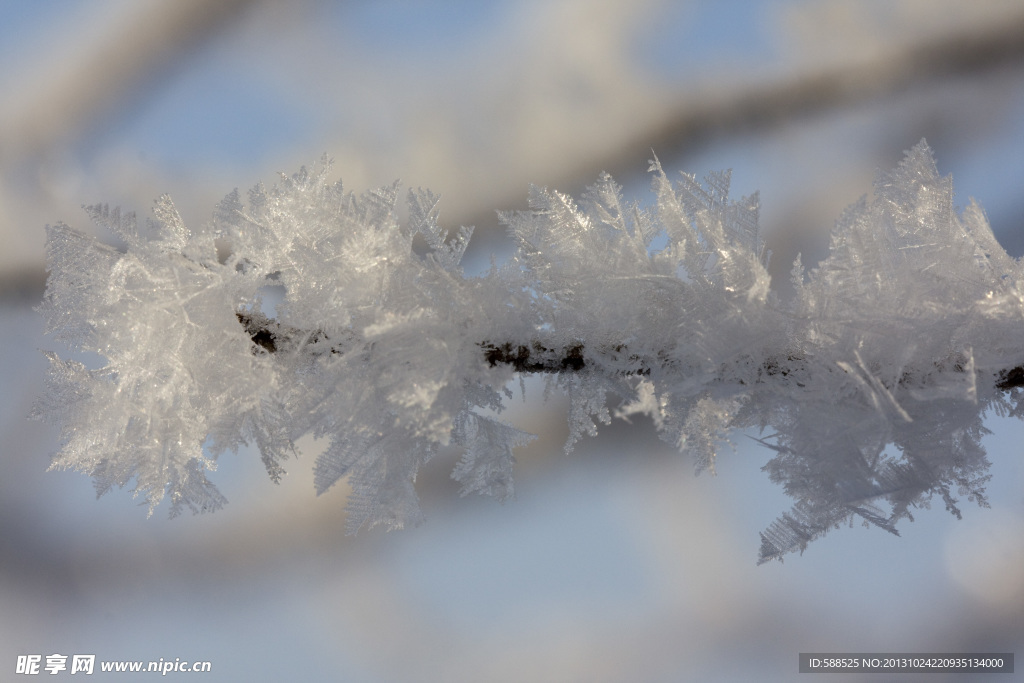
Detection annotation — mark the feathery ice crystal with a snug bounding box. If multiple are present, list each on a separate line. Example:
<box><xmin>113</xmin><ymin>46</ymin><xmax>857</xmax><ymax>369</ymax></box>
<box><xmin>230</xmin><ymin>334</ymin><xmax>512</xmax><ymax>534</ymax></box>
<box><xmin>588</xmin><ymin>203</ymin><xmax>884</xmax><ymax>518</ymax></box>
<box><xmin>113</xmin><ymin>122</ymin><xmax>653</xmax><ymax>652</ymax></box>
<box><xmin>35</xmin><ymin>141</ymin><xmax>1023</xmax><ymax>562</ymax></box>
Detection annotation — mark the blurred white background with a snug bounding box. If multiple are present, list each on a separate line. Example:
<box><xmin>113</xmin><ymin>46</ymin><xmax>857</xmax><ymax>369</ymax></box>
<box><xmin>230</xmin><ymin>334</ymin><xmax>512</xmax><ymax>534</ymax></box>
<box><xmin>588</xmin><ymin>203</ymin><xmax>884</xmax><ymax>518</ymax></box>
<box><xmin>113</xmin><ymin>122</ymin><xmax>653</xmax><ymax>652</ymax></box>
<box><xmin>2</xmin><ymin>1</ymin><xmax>1024</xmax><ymax>680</ymax></box>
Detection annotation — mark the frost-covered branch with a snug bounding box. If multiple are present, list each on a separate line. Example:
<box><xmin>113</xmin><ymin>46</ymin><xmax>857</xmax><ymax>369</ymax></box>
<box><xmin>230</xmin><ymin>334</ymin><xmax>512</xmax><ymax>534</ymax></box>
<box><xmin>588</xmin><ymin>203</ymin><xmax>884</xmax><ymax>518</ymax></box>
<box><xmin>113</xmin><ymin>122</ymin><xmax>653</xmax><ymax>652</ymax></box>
<box><xmin>240</xmin><ymin>312</ymin><xmax>1024</xmax><ymax>390</ymax></box>
<box><xmin>35</xmin><ymin>141</ymin><xmax>1024</xmax><ymax>563</ymax></box>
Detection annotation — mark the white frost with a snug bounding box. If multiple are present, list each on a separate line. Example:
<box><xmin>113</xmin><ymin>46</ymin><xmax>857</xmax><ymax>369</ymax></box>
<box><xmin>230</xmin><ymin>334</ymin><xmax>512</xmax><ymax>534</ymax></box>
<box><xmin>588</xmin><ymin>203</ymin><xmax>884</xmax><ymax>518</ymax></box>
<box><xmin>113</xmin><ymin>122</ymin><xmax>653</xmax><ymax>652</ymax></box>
<box><xmin>35</xmin><ymin>141</ymin><xmax>1021</xmax><ymax>562</ymax></box>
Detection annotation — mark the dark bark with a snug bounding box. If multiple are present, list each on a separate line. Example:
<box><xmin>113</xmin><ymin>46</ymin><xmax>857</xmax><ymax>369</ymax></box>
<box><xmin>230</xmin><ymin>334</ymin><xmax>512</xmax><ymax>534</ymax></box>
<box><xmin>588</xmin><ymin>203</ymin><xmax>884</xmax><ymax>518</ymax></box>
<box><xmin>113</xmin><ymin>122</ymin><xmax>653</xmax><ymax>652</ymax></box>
<box><xmin>236</xmin><ymin>311</ymin><xmax>1024</xmax><ymax>390</ymax></box>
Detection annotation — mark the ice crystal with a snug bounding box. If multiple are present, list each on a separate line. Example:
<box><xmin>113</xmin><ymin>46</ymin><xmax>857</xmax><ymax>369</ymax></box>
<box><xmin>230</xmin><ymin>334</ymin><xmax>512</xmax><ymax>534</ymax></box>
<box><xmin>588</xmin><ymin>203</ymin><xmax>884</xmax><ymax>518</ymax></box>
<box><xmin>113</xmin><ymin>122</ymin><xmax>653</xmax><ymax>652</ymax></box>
<box><xmin>35</xmin><ymin>141</ymin><xmax>1024</xmax><ymax>562</ymax></box>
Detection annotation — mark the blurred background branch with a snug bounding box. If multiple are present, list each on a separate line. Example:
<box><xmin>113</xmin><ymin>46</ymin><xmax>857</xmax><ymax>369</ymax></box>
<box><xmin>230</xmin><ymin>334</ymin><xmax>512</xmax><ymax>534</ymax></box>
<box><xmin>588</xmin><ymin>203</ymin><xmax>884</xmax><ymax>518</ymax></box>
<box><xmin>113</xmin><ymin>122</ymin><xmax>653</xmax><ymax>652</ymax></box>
<box><xmin>0</xmin><ymin>0</ymin><xmax>264</xmax><ymax>166</ymax></box>
<box><xmin>4</xmin><ymin>1</ymin><xmax>1024</xmax><ymax>293</ymax></box>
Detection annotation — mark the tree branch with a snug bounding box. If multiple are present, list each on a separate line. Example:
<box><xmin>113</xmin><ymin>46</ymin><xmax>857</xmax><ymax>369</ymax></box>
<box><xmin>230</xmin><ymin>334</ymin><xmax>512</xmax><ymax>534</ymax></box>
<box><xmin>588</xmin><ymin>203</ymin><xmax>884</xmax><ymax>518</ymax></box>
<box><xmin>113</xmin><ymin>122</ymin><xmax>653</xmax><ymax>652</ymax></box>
<box><xmin>235</xmin><ymin>310</ymin><xmax>1024</xmax><ymax>392</ymax></box>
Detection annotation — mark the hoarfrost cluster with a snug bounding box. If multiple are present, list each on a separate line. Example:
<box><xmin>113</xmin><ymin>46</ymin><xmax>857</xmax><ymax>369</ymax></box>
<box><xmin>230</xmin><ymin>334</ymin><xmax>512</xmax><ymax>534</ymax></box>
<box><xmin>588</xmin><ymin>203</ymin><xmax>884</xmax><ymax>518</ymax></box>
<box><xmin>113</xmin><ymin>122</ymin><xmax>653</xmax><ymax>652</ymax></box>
<box><xmin>35</xmin><ymin>141</ymin><xmax>1024</xmax><ymax>562</ymax></box>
